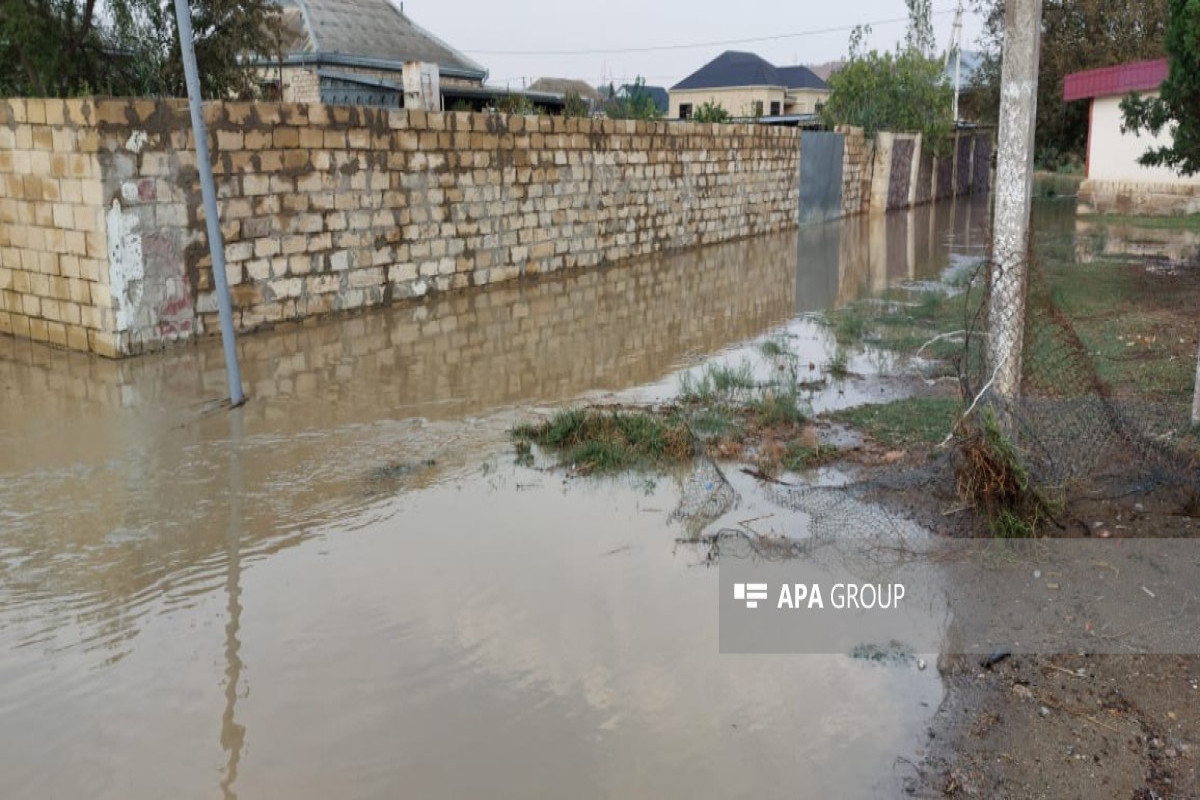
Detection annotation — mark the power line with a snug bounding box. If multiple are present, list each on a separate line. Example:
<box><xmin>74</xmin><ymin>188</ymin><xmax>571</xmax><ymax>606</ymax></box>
<box><xmin>463</xmin><ymin>9</ymin><xmax>956</xmax><ymax>57</ymax></box>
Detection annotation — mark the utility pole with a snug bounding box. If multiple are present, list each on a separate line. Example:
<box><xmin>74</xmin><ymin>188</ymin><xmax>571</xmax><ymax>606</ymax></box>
<box><xmin>988</xmin><ymin>0</ymin><xmax>1043</xmax><ymax>417</ymax></box>
<box><xmin>173</xmin><ymin>0</ymin><xmax>245</xmax><ymax>407</ymax></box>
<box><xmin>1192</xmin><ymin>339</ymin><xmax>1200</xmax><ymax>426</ymax></box>
<box><xmin>943</xmin><ymin>0</ymin><xmax>965</xmax><ymax>123</ymax></box>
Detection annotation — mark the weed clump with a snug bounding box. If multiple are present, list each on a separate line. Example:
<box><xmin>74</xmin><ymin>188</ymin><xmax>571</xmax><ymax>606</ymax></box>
<box><xmin>954</xmin><ymin>408</ymin><xmax>1059</xmax><ymax>538</ymax></box>
<box><xmin>513</xmin><ymin>408</ymin><xmax>695</xmax><ymax>473</ymax></box>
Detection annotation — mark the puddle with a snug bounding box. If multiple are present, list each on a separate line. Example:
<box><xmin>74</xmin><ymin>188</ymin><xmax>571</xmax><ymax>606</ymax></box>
<box><xmin>0</xmin><ymin>196</ymin><xmax>995</xmax><ymax>799</ymax></box>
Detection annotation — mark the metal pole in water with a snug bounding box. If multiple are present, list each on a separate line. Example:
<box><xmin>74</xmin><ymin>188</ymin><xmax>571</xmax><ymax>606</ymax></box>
<box><xmin>173</xmin><ymin>0</ymin><xmax>245</xmax><ymax>407</ymax></box>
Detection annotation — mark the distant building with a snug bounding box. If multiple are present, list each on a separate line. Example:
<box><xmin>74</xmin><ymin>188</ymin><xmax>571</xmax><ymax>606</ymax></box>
<box><xmin>1064</xmin><ymin>59</ymin><xmax>1200</xmax><ymax>215</ymax></box>
<box><xmin>1063</xmin><ymin>58</ymin><xmax>1197</xmax><ymax>185</ymax></box>
<box><xmin>529</xmin><ymin>78</ymin><xmax>603</xmax><ymax>108</ymax></box>
<box><xmin>263</xmin><ymin>0</ymin><xmax>487</xmax><ymax>109</ymax></box>
<box><xmin>669</xmin><ymin>51</ymin><xmax>827</xmax><ymax>120</ymax></box>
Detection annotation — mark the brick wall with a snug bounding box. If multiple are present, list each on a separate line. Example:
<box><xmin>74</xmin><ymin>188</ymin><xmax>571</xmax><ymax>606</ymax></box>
<box><xmin>2</xmin><ymin>97</ymin><xmax>802</xmax><ymax>356</ymax></box>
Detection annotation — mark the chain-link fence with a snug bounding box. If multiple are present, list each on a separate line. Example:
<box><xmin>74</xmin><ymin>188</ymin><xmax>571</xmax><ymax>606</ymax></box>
<box><xmin>956</xmin><ymin>220</ymin><xmax>1200</xmax><ymax>532</ymax></box>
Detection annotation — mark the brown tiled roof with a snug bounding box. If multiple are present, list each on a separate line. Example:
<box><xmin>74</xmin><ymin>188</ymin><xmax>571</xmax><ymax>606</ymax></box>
<box><xmin>277</xmin><ymin>0</ymin><xmax>486</xmax><ymax>79</ymax></box>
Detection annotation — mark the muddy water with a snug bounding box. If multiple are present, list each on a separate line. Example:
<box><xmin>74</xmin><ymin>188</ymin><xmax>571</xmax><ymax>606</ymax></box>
<box><xmin>0</xmin><ymin>197</ymin><xmax>989</xmax><ymax>800</ymax></box>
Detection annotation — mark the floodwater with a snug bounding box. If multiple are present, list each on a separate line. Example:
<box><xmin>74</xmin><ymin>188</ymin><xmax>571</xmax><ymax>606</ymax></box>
<box><xmin>0</xmin><ymin>196</ymin><xmax>989</xmax><ymax>800</ymax></box>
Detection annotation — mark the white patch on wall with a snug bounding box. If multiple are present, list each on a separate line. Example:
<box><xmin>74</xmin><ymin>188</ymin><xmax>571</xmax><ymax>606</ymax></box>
<box><xmin>125</xmin><ymin>130</ymin><xmax>149</xmax><ymax>153</ymax></box>
<box><xmin>120</xmin><ymin>182</ymin><xmax>140</xmax><ymax>203</ymax></box>
<box><xmin>106</xmin><ymin>198</ymin><xmax>144</xmax><ymax>333</ymax></box>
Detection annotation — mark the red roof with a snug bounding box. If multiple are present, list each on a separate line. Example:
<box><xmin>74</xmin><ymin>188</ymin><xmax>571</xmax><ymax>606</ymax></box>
<box><xmin>1063</xmin><ymin>58</ymin><xmax>1168</xmax><ymax>102</ymax></box>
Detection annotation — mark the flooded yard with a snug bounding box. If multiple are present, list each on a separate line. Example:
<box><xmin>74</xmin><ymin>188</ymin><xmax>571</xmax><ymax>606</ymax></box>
<box><xmin>0</xmin><ymin>198</ymin><xmax>995</xmax><ymax>799</ymax></box>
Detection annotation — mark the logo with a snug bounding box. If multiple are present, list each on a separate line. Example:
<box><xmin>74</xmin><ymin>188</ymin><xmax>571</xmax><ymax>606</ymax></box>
<box><xmin>733</xmin><ymin>583</ymin><xmax>769</xmax><ymax>609</ymax></box>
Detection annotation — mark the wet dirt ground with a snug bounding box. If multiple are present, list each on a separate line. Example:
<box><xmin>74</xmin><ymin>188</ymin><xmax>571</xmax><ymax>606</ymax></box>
<box><xmin>0</xmin><ymin>195</ymin><xmax>1020</xmax><ymax>799</ymax></box>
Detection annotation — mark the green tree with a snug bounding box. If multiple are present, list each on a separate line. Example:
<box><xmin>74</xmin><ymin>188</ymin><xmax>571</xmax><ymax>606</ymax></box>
<box><xmin>691</xmin><ymin>101</ymin><xmax>731</xmax><ymax>123</ymax></box>
<box><xmin>1120</xmin><ymin>0</ymin><xmax>1200</xmax><ymax>176</ymax></box>
<box><xmin>970</xmin><ymin>0</ymin><xmax>1169</xmax><ymax>170</ymax></box>
<box><xmin>0</xmin><ymin>0</ymin><xmax>282</xmax><ymax>98</ymax></box>
<box><xmin>821</xmin><ymin>18</ymin><xmax>954</xmax><ymax>151</ymax></box>
<box><xmin>604</xmin><ymin>76</ymin><xmax>662</xmax><ymax>121</ymax></box>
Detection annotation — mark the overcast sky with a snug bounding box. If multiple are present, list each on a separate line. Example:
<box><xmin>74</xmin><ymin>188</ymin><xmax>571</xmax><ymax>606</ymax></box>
<box><xmin>400</xmin><ymin>0</ymin><xmax>985</xmax><ymax>90</ymax></box>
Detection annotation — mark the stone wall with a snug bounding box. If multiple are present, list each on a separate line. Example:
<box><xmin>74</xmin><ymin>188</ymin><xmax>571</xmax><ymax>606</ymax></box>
<box><xmin>1077</xmin><ymin>180</ymin><xmax>1200</xmax><ymax>216</ymax></box>
<box><xmin>839</xmin><ymin>126</ymin><xmax>874</xmax><ymax>217</ymax></box>
<box><xmin>0</xmin><ymin>100</ymin><xmax>114</xmax><ymax>354</ymax></box>
<box><xmin>2</xmin><ymin>97</ymin><xmax>801</xmax><ymax>356</ymax></box>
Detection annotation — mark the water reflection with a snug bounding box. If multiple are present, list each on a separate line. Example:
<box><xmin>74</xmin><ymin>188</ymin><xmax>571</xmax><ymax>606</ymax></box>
<box><xmin>221</xmin><ymin>411</ymin><xmax>245</xmax><ymax>800</ymax></box>
<box><xmin>1075</xmin><ymin>216</ymin><xmax>1200</xmax><ymax>264</ymax></box>
<box><xmin>796</xmin><ymin>196</ymin><xmax>990</xmax><ymax>312</ymax></box>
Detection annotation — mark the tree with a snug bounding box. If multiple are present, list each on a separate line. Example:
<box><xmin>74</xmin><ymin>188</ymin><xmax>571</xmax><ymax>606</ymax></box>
<box><xmin>820</xmin><ymin>18</ymin><xmax>954</xmax><ymax>151</ymax></box>
<box><xmin>691</xmin><ymin>101</ymin><xmax>731</xmax><ymax>123</ymax></box>
<box><xmin>0</xmin><ymin>0</ymin><xmax>282</xmax><ymax>98</ymax></box>
<box><xmin>1120</xmin><ymin>0</ymin><xmax>1200</xmax><ymax>176</ymax></box>
<box><xmin>970</xmin><ymin>0</ymin><xmax>1169</xmax><ymax>170</ymax></box>
<box><xmin>604</xmin><ymin>76</ymin><xmax>663</xmax><ymax>121</ymax></box>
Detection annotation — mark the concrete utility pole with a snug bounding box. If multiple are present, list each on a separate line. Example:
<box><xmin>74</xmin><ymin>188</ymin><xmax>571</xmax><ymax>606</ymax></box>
<box><xmin>944</xmin><ymin>0</ymin><xmax>965</xmax><ymax>123</ymax></box>
<box><xmin>988</xmin><ymin>0</ymin><xmax>1043</xmax><ymax>413</ymax></box>
<box><xmin>1192</xmin><ymin>339</ymin><xmax>1200</xmax><ymax>426</ymax></box>
<box><xmin>173</xmin><ymin>0</ymin><xmax>246</xmax><ymax>407</ymax></box>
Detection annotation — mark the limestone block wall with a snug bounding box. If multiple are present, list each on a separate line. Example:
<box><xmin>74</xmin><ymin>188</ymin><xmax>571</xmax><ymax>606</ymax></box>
<box><xmin>2</xmin><ymin>97</ymin><xmax>802</xmax><ymax>356</ymax></box>
<box><xmin>839</xmin><ymin>126</ymin><xmax>874</xmax><ymax>217</ymax></box>
<box><xmin>0</xmin><ymin>99</ymin><xmax>115</xmax><ymax>355</ymax></box>
<box><xmin>1076</xmin><ymin>180</ymin><xmax>1200</xmax><ymax>216</ymax></box>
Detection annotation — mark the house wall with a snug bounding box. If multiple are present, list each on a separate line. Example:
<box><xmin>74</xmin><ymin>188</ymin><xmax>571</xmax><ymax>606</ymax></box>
<box><xmin>669</xmin><ymin>87</ymin><xmax>787</xmax><ymax>119</ymax></box>
<box><xmin>1088</xmin><ymin>94</ymin><xmax>1197</xmax><ymax>184</ymax></box>
<box><xmin>783</xmin><ymin>89</ymin><xmax>828</xmax><ymax>115</ymax></box>
<box><xmin>275</xmin><ymin>67</ymin><xmax>322</xmax><ymax>103</ymax></box>
<box><xmin>1</xmin><ymin>98</ymin><xmax>801</xmax><ymax>357</ymax></box>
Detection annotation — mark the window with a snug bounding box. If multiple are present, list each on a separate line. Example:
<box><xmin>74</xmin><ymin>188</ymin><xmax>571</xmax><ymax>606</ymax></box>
<box><xmin>769</xmin><ymin>101</ymin><xmax>780</xmax><ymax>116</ymax></box>
<box><xmin>753</xmin><ymin>100</ymin><xmax>764</xmax><ymax>117</ymax></box>
<box><xmin>679</xmin><ymin>103</ymin><xmax>693</xmax><ymax>119</ymax></box>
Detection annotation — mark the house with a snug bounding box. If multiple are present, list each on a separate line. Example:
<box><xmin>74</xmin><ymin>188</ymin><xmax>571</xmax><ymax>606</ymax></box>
<box><xmin>669</xmin><ymin>51</ymin><xmax>827</xmax><ymax>120</ymax></box>
<box><xmin>529</xmin><ymin>78</ymin><xmax>603</xmax><ymax>109</ymax></box>
<box><xmin>263</xmin><ymin>0</ymin><xmax>488</xmax><ymax>109</ymax></box>
<box><xmin>1064</xmin><ymin>58</ymin><xmax>1198</xmax><ymax>186</ymax></box>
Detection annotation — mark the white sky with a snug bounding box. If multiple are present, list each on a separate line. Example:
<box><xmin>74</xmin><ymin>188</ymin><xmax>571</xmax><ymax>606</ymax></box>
<box><xmin>399</xmin><ymin>0</ymin><xmax>984</xmax><ymax>90</ymax></box>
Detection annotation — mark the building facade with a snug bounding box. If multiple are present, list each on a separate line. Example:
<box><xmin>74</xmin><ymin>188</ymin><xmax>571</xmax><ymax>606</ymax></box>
<box><xmin>1064</xmin><ymin>59</ymin><xmax>1200</xmax><ymax>215</ymax></box>
<box><xmin>669</xmin><ymin>52</ymin><xmax>827</xmax><ymax>120</ymax></box>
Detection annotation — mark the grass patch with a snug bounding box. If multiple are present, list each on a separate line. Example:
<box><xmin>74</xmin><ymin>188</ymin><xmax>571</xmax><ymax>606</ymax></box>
<box><xmin>679</xmin><ymin>360</ymin><xmax>756</xmax><ymax>403</ymax></box>
<box><xmin>748</xmin><ymin>388</ymin><xmax>808</xmax><ymax>428</ymax></box>
<box><xmin>822</xmin><ymin>288</ymin><xmax>974</xmax><ymax>371</ymax></box>
<box><xmin>827</xmin><ymin>349</ymin><xmax>850</xmax><ymax>379</ymax></box>
<box><xmin>1030</xmin><ymin>257</ymin><xmax>1196</xmax><ymax>401</ymax></box>
<box><xmin>689</xmin><ymin>407</ymin><xmax>743</xmax><ymax>437</ymax></box>
<box><xmin>827</xmin><ymin>397</ymin><xmax>963</xmax><ymax>448</ymax></box>
<box><xmin>782</xmin><ymin>442</ymin><xmax>840</xmax><ymax>471</ymax></box>
<box><xmin>1096</xmin><ymin>213</ymin><xmax>1200</xmax><ymax>231</ymax></box>
<box><xmin>513</xmin><ymin>408</ymin><xmax>695</xmax><ymax>473</ymax></box>
<box><xmin>759</xmin><ymin>336</ymin><xmax>790</xmax><ymax>358</ymax></box>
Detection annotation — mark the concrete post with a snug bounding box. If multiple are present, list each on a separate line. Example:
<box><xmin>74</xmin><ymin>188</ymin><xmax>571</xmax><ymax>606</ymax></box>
<box><xmin>1192</xmin><ymin>340</ymin><xmax>1200</xmax><ymax>426</ymax></box>
<box><xmin>988</xmin><ymin>0</ymin><xmax>1043</xmax><ymax>408</ymax></box>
